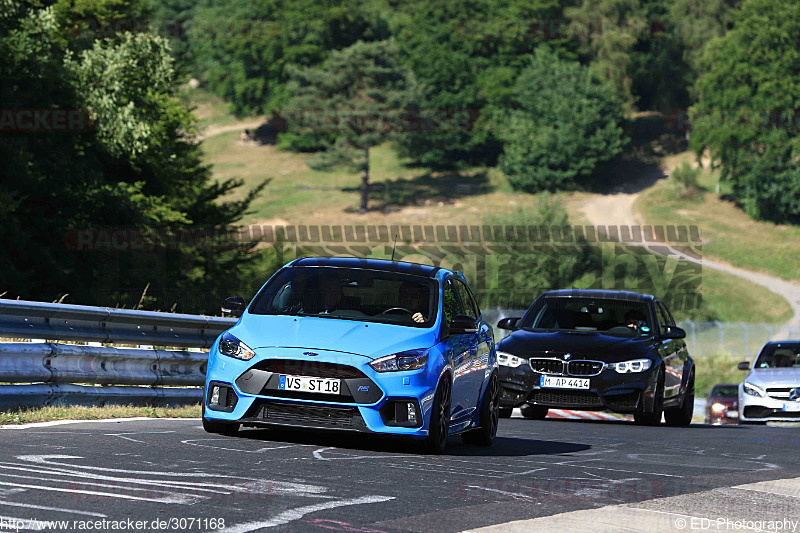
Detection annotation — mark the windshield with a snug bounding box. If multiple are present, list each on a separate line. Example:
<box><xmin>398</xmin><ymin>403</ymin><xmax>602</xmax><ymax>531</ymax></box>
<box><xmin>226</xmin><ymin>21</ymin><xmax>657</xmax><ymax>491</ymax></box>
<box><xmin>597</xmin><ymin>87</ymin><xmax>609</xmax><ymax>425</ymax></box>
<box><xmin>754</xmin><ymin>345</ymin><xmax>800</xmax><ymax>368</ymax></box>
<box><xmin>710</xmin><ymin>385</ymin><xmax>738</xmax><ymax>397</ymax></box>
<box><xmin>518</xmin><ymin>296</ymin><xmax>652</xmax><ymax>336</ymax></box>
<box><xmin>248</xmin><ymin>266</ymin><xmax>437</xmax><ymax>328</ymax></box>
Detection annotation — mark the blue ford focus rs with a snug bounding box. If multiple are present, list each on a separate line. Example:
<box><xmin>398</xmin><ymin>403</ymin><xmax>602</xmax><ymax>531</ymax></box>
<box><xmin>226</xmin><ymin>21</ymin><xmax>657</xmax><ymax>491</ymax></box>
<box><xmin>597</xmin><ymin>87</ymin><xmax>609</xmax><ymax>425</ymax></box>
<box><xmin>202</xmin><ymin>257</ymin><xmax>499</xmax><ymax>453</ymax></box>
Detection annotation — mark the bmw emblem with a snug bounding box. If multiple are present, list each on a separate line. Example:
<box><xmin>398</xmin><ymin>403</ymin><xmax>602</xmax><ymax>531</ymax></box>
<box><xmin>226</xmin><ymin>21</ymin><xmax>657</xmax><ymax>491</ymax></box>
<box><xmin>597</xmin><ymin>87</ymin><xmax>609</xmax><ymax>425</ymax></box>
<box><xmin>564</xmin><ymin>353</ymin><xmax>572</xmax><ymax>360</ymax></box>
<box><xmin>303</xmin><ymin>352</ymin><xmax>319</xmax><ymax>357</ymax></box>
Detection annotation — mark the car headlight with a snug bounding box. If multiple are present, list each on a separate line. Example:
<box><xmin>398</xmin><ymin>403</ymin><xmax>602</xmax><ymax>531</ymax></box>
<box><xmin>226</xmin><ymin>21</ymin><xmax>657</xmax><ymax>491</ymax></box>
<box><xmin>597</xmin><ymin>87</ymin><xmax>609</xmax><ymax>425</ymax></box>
<box><xmin>608</xmin><ymin>358</ymin><xmax>652</xmax><ymax>373</ymax></box>
<box><xmin>218</xmin><ymin>332</ymin><xmax>256</xmax><ymax>361</ymax></box>
<box><xmin>497</xmin><ymin>351</ymin><xmax>525</xmax><ymax>368</ymax></box>
<box><xmin>369</xmin><ymin>349</ymin><xmax>428</xmax><ymax>372</ymax></box>
<box><xmin>743</xmin><ymin>382</ymin><xmax>765</xmax><ymax>397</ymax></box>
<box><xmin>710</xmin><ymin>402</ymin><xmax>727</xmax><ymax>413</ymax></box>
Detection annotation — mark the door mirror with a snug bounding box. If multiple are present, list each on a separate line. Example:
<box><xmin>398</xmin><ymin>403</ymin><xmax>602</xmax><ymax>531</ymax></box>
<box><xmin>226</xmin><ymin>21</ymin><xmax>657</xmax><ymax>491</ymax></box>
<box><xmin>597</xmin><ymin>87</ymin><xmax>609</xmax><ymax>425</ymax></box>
<box><xmin>449</xmin><ymin>315</ymin><xmax>478</xmax><ymax>335</ymax></box>
<box><xmin>661</xmin><ymin>325</ymin><xmax>686</xmax><ymax>339</ymax></box>
<box><xmin>221</xmin><ymin>296</ymin><xmax>246</xmax><ymax>317</ymax></box>
<box><xmin>737</xmin><ymin>361</ymin><xmax>750</xmax><ymax>371</ymax></box>
<box><xmin>497</xmin><ymin>317</ymin><xmax>520</xmax><ymax>331</ymax></box>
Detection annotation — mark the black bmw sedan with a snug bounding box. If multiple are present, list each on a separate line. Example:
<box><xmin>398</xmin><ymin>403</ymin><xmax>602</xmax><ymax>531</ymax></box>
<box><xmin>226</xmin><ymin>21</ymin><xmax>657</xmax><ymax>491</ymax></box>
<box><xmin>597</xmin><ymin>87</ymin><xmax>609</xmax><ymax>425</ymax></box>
<box><xmin>497</xmin><ymin>289</ymin><xmax>694</xmax><ymax>426</ymax></box>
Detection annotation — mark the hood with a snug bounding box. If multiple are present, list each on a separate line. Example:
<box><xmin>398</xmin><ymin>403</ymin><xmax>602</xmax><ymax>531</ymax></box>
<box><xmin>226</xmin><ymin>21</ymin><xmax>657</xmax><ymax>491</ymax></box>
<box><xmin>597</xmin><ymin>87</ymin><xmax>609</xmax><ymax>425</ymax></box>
<box><xmin>498</xmin><ymin>330</ymin><xmax>652</xmax><ymax>361</ymax></box>
<box><xmin>745</xmin><ymin>368</ymin><xmax>800</xmax><ymax>388</ymax></box>
<box><xmin>228</xmin><ymin>314</ymin><xmax>438</xmax><ymax>360</ymax></box>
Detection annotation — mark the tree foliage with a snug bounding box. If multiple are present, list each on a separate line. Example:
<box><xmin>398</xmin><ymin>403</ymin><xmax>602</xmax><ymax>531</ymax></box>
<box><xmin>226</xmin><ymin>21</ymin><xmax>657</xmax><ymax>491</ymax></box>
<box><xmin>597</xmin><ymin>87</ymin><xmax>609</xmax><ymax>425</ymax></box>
<box><xmin>690</xmin><ymin>0</ymin><xmax>800</xmax><ymax>223</ymax></box>
<box><xmin>498</xmin><ymin>48</ymin><xmax>627</xmax><ymax>192</ymax></box>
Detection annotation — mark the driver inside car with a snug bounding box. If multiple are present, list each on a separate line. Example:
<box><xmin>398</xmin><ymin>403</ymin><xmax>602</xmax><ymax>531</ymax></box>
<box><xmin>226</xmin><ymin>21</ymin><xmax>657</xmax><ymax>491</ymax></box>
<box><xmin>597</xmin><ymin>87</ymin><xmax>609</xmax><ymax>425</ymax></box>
<box><xmin>399</xmin><ymin>282</ymin><xmax>426</xmax><ymax>323</ymax></box>
<box><xmin>624</xmin><ymin>310</ymin><xmax>647</xmax><ymax>333</ymax></box>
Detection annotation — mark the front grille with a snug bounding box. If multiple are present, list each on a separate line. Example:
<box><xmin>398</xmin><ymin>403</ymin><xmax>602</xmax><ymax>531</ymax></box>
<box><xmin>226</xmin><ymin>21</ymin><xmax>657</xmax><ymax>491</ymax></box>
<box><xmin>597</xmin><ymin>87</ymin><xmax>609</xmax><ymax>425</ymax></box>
<box><xmin>765</xmin><ymin>387</ymin><xmax>800</xmax><ymax>400</ymax></box>
<box><xmin>567</xmin><ymin>360</ymin><xmax>604</xmax><ymax>376</ymax></box>
<box><xmin>529</xmin><ymin>358</ymin><xmax>565</xmax><ymax>375</ymax></box>
<box><xmin>253</xmin><ymin>359</ymin><xmax>366</xmax><ymax>379</ymax></box>
<box><xmin>529</xmin><ymin>390</ymin><xmax>603</xmax><ymax>408</ymax></box>
<box><xmin>744</xmin><ymin>406</ymin><xmax>800</xmax><ymax>419</ymax></box>
<box><xmin>260</xmin><ymin>401</ymin><xmax>366</xmax><ymax>429</ymax></box>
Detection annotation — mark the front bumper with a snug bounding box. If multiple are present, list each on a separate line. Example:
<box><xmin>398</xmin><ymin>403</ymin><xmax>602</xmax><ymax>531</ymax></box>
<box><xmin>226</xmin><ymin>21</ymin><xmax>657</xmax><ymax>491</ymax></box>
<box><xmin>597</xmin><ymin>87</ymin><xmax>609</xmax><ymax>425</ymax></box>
<box><xmin>499</xmin><ymin>362</ymin><xmax>658</xmax><ymax>414</ymax></box>
<box><xmin>204</xmin><ymin>347</ymin><xmax>438</xmax><ymax>437</ymax></box>
<box><xmin>739</xmin><ymin>389</ymin><xmax>800</xmax><ymax>422</ymax></box>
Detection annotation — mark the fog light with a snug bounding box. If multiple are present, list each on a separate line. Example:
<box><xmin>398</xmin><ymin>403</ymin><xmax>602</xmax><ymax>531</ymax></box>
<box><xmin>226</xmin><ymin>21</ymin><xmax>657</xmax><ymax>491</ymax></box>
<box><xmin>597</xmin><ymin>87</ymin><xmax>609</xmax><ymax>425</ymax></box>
<box><xmin>210</xmin><ymin>386</ymin><xmax>220</xmax><ymax>405</ymax></box>
<box><xmin>407</xmin><ymin>402</ymin><xmax>416</xmax><ymax>422</ymax></box>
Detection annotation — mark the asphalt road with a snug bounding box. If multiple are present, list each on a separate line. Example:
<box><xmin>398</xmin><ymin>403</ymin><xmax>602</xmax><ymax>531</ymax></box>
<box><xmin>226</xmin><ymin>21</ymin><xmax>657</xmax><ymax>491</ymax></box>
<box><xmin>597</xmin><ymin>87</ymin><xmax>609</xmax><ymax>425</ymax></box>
<box><xmin>1</xmin><ymin>418</ymin><xmax>799</xmax><ymax>532</ymax></box>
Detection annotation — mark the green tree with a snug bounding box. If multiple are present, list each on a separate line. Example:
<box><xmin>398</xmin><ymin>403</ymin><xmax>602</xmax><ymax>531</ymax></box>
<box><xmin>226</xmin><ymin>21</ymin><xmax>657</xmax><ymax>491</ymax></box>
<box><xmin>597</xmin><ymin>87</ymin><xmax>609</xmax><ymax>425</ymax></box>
<box><xmin>499</xmin><ymin>48</ymin><xmax>627</xmax><ymax>192</ymax></box>
<box><xmin>285</xmin><ymin>40</ymin><xmax>414</xmax><ymax>213</ymax></box>
<box><xmin>690</xmin><ymin>0</ymin><xmax>800</xmax><ymax>223</ymax></box>
<box><xmin>0</xmin><ymin>1</ymin><xmax>264</xmax><ymax>311</ymax></box>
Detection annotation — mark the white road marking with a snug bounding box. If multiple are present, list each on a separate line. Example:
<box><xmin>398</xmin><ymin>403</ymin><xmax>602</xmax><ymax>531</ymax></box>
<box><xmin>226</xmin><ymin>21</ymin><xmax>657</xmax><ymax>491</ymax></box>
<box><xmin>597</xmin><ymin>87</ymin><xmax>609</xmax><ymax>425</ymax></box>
<box><xmin>220</xmin><ymin>495</ymin><xmax>395</xmax><ymax>532</ymax></box>
<box><xmin>0</xmin><ymin>480</ymin><xmax>200</xmax><ymax>504</ymax></box>
<box><xmin>181</xmin><ymin>438</ymin><xmax>303</xmax><ymax>453</ymax></box>
<box><xmin>465</xmin><ymin>485</ymin><xmax>537</xmax><ymax>501</ymax></box>
<box><xmin>312</xmin><ymin>447</ymin><xmax>407</xmax><ymax>461</ymax></box>
<box><xmin>0</xmin><ymin>500</ymin><xmax>107</xmax><ymax>517</ymax></box>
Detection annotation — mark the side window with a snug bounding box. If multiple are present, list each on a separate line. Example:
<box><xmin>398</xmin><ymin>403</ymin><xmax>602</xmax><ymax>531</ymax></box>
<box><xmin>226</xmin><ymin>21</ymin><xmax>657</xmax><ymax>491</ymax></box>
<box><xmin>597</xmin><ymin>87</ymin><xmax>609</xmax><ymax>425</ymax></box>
<box><xmin>442</xmin><ymin>279</ymin><xmax>462</xmax><ymax>326</ymax></box>
<box><xmin>654</xmin><ymin>301</ymin><xmax>669</xmax><ymax>332</ymax></box>
<box><xmin>454</xmin><ymin>280</ymin><xmax>479</xmax><ymax>319</ymax></box>
<box><xmin>661</xmin><ymin>302</ymin><xmax>677</xmax><ymax>326</ymax></box>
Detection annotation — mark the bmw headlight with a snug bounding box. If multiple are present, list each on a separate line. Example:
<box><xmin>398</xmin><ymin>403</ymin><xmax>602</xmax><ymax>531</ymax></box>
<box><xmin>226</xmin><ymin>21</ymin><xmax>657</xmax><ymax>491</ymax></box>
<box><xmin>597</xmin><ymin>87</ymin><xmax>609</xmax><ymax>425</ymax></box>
<box><xmin>743</xmin><ymin>382</ymin><xmax>765</xmax><ymax>397</ymax></box>
<box><xmin>369</xmin><ymin>349</ymin><xmax>428</xmax><ymax>372</ymax></box>
<box><xmin>218</xmin><ymin>332</ymin><xmax>255</xmax><ymax>361</ymax></box>
<box><xmin>497</xmin><ymin>351</ymin><xmax>525</xmax><ymax>368</ymax></box>
<box><xmin>608</xmin><ymin>358</ymin><xmax>652</xmax><ymax>373</ymax></box>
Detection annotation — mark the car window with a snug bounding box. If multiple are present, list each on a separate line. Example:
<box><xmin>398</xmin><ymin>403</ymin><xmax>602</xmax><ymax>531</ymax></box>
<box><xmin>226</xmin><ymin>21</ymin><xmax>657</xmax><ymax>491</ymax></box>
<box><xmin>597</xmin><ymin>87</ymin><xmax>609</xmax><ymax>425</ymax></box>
<box><xmin>248</xmin><ymin>266</ymin><xmax>437</xmax><ymax>328</ymax></box>
<box><xmin>518</xmin><ymin>297</ymin><xmax>651</xmax><ymax>336</ymax></box>
<box><xmin>453</xmin><ymin>279</ymin><xmax>479</xmax><ymax>319</ymax></box>
<box><xmin>658</xmin><ymin>301</ymin><xmax>676</xmax><ymax>326</ymax></box>
<box><xmin>442</xmin><ymin>279</ymin><xmax>462</xmax><ymax>327</ymax></box>
<box><xmin>754</xmin><ymin>345</ymin><xmax>800</xmax><ymax>368</ymax></box>
<box><xmin>655</xmin><ymin>301</ymin><xmax>670</xmax><ymax>332</ymax></box>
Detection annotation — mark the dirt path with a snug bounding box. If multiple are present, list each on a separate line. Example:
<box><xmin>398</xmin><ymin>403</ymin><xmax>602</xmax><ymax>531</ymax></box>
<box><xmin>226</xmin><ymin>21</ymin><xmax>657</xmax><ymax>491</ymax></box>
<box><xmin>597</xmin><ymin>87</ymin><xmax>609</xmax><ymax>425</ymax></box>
<box><xmin>580</xmin><ymin>165</ymin><xmax>800</xmax><ymax>337</ymax></box>
<box><xmin>199</xmin><ymin>120</ymin><xmax>265</xmax><ymax>141</ymax></box>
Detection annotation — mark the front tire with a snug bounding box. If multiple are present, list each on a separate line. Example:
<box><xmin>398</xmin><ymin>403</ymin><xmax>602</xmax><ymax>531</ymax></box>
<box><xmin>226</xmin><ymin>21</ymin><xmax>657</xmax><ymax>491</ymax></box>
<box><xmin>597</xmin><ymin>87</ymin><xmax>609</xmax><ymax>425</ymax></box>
<box><xmin>520</xmin><ymin>404</ymin><xmax>548</xmax><ymax>420</ymax></box>
<box><xmin>462</xmin><ymin>372</ymin><xmax>500</xmax><ymax>446</ymax></box>
<box><xmin>665</xmin><ymin>371</ymin><xmax>694</xmax><ymax>427</ymax></box>
<box><xmin>423</xmin><ymin>377</ymin><xmax>451</xmax><ymax>454</ymax></box>
<box><xmin>634</xmin><ymin>370</ymin><xmax>664</xmax><ymax>426</ymax></box>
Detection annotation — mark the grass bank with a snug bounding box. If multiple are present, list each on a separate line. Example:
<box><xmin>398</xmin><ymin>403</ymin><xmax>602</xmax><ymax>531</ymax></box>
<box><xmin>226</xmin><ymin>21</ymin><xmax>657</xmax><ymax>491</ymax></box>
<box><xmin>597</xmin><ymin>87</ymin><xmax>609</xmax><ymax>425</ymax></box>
<box><xmin>0</xmin><ymin>404</ymin><xmax>201</xmax><ymax>425</ymax></box>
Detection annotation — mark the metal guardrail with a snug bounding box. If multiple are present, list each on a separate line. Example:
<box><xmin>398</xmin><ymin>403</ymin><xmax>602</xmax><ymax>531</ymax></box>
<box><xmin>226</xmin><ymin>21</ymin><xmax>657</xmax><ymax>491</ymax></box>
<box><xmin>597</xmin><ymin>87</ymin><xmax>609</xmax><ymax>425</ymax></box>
<box><xmin>0</xmin><ymin>299</ymin><xmax>237</xmax><ymax>410</ymax></box>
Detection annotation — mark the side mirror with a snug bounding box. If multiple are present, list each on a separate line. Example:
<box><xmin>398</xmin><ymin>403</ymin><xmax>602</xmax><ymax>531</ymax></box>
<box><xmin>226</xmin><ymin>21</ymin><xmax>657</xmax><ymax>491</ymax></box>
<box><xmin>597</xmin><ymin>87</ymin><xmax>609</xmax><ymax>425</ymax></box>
<box><xmin>661</xmin><ymin>325</ymin><xmax>686</xmax><ymax>339</ymax></box>
<box><xmin>449</xmin><ymin>315</ymin><xmax>478</xmax><ymax>335</ymax></box>
<box><xmin>221</xmin><ymin>296</ymin><xmax>246</xmax><ymax>317</ymax></box>
<box><xmin>737</xmin><ymin>361</ymin><xmax>750</xmax><ymax>371</ymax></box>
<box><xmin>497</xmin><ymin>317</ymin><xmax>520</xmax><ymax>331</ymax></box>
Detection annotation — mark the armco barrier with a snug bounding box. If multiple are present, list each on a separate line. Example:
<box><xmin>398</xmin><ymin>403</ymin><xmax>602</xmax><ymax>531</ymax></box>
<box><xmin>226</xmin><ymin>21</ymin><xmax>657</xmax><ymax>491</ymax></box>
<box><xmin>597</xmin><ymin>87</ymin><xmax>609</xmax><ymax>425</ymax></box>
<box><xmin>0</xmin><ymin>299</ymin><xmax>236</xmax><ymax>409</ymax></box>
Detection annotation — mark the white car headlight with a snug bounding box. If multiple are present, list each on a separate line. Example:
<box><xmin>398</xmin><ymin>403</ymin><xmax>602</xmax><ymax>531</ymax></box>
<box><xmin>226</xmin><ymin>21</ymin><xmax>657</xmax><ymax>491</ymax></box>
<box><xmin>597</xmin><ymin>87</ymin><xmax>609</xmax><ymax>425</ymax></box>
<box><xmin>742</xmin><ymin>382</ymin><xmax>765</xmax><ymax>397</ymax></box>
<box><xmin>218</xmin><ymin>332</ymin><xmax>256</xmax><ymax>361</ymax></box>
<box><xmin>497</xmin><ymin>351</ymin><xmax>525</xmax><ymax>368</ymax></box>
<box><xmin>369</xmin><ymin>349</ymin><xmax>428</xmax><ymax>372</ymax></box>
<box><xmin>608</xmin><ymin>358</ymin><xmax>652</xmax><ymax>373</ymax></box>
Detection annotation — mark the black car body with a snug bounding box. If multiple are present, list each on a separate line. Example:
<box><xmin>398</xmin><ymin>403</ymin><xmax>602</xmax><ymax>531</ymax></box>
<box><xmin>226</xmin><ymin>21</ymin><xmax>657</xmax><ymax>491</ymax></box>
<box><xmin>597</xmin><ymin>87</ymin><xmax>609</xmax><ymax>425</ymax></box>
<box><xmin>497</xmin><ymin>289</ymin><xmax>695</xmax><ymax>426</ymax></box>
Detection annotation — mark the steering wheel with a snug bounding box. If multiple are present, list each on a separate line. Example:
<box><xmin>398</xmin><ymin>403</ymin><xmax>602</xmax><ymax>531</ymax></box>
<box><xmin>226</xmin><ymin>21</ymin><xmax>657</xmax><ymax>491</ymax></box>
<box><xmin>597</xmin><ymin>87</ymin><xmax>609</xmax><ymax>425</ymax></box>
<box><xmin>382</xmin><ymin>307</ymin><xmax>413</xmax><ymax>316</ymax></box>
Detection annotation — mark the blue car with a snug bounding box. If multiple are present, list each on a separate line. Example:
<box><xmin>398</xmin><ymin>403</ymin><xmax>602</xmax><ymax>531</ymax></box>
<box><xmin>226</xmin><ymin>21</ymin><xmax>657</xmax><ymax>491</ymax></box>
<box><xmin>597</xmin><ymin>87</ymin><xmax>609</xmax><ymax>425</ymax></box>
<box><xmin>202</xmin><ymin>257</ymin><xmax>499</xmax><ymax>453</ymax></box>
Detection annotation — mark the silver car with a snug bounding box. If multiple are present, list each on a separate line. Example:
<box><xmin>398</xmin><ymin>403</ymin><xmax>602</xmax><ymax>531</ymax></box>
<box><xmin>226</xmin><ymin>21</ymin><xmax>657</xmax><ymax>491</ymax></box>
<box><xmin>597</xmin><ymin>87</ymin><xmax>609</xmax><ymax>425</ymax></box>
<box><xmin>738</xmin><ymin>341</ymin><xmax>800</xmax><ymax>423</ymax></box>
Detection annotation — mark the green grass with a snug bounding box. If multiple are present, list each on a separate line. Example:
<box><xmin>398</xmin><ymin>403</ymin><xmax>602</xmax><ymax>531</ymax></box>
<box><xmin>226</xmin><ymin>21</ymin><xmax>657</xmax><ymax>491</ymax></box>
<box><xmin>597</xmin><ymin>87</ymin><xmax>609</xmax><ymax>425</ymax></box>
<box><xmin>694</xmin><ymin>353</ymin><xmax>746</xmax><ymax>397</ymax></box>
<box><xmin>636</xmin><ymin>152</ymin><xmax>800</xmax><ymax>282</ymax></box>
<box><xmin>0</xmin><ymin>404</ymin><xmax>201</xmax><ymax>425</ymax></box>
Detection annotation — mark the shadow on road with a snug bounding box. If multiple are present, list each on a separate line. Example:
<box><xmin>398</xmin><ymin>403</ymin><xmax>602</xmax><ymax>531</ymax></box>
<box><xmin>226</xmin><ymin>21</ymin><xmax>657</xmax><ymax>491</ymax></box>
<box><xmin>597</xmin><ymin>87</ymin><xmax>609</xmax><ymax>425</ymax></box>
<box><xmin>233</xmin><ymin>426</ymin><xmax>590</xmax><ymax>457</ymax></box>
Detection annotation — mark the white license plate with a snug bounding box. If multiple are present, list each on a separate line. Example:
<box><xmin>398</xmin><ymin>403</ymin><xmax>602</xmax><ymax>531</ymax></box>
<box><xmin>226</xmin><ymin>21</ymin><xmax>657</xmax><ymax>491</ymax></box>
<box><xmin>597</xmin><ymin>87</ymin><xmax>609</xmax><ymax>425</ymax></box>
<box><xmin>726</xmin><ymin>411</ymin><xmax>739</xmax><ymax>418</ymax></box>
<box><xmin>782</xmin><ymin>402</ymin><xmax>800</xmax><ymax>412</ymax></box>
<box><xmin>279</xmin><ymin>375</ymin><xmax>341</xmax><ymax>395</ymax></box>
<box><xmin>540</xmin><ymin>375</ymin><xmax>590</xmax><ymax>389</ymax></box>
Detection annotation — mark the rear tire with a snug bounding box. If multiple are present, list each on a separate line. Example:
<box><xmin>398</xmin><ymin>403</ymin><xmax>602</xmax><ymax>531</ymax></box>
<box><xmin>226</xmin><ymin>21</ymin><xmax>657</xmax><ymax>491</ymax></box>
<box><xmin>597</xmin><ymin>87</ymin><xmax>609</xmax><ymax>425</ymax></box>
<box><xmin>520</xmin><ymin>404</ymin><xmax>548</xmax><ymax>420</ymax></box>
<box><xmin>423</xmin><ymin>377</ymin><xmax>451</xmax><ymax>454</ymax></box>
<box><xmin>462</xmin><ymin>373</ymin><xmax>500</xmax><ymax>446</ymax></box>
<box><xmin>499</xmin><ymin>407</ymin><xmax>513</xmax><ymax>419</ymax></box>
<box><xmin>634</xmin><ymin>370</ymin><xmax>664</xmax><ymax>426</ymax></box>
<box><xmin>665</xmin><ymin>371</ymin><xmax>694</xmax><ymax>427</ymax></box>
